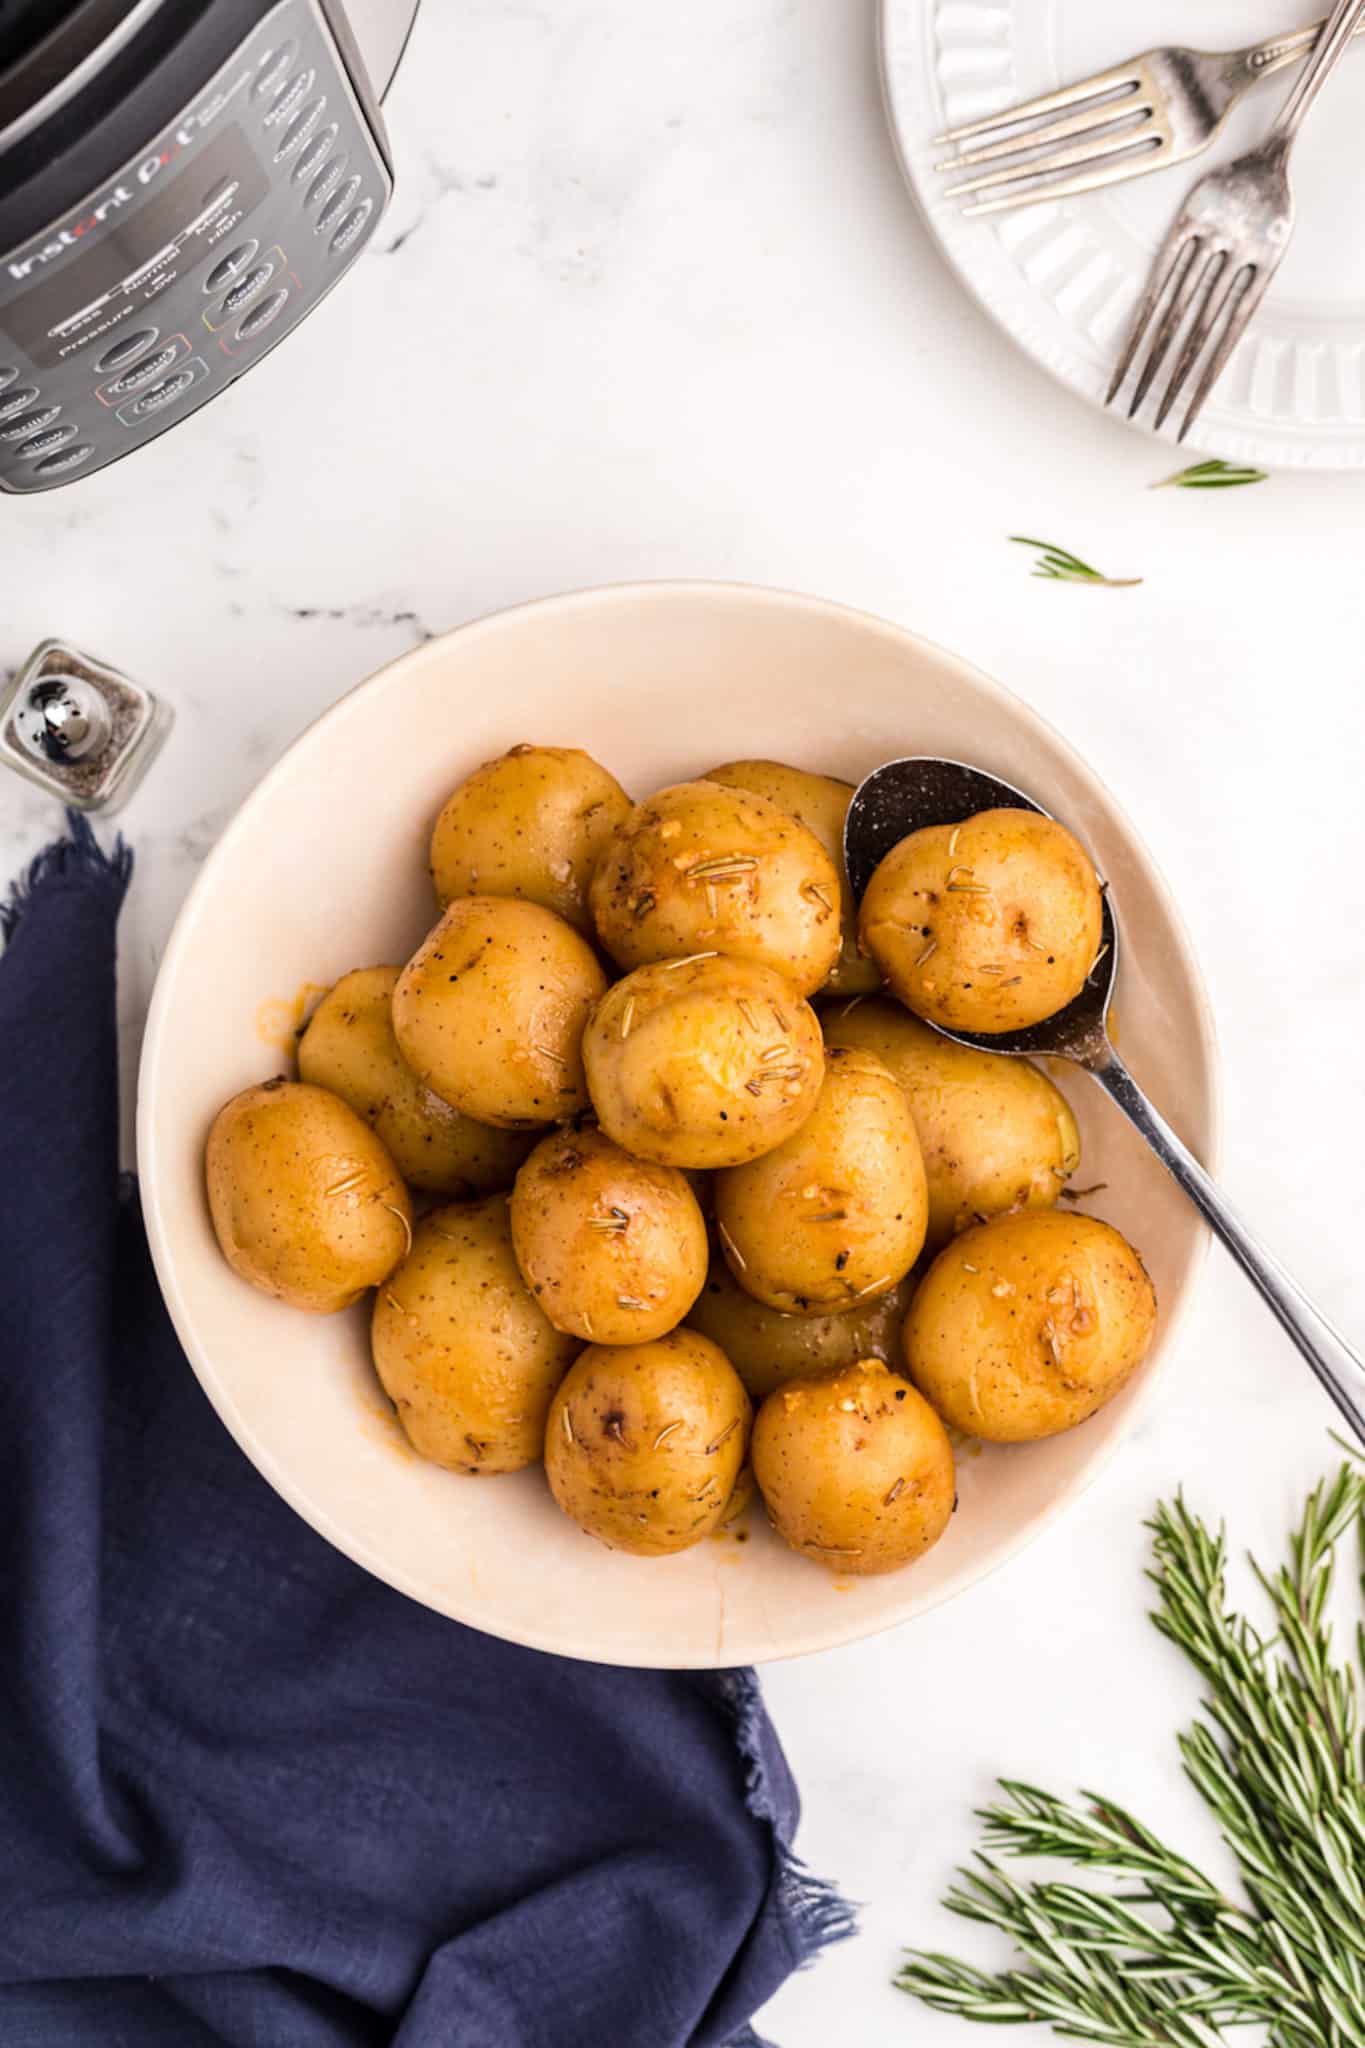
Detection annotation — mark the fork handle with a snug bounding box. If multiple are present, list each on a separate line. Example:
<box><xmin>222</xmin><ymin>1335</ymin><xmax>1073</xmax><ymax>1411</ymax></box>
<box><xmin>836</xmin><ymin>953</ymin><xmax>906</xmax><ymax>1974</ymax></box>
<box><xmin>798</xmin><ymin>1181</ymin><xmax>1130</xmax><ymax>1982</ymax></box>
<box><xmin>1093</xmin><ymin>1050</ymin><xmax>1365</xmax><ymax>1447</ymax></box>
<box><xmin>1266</xmin><ymin>0</ymin><xmax>1365</xmax><ymax>137</ymax></box>
<box><xmin>1232</xmin><ymin>18</ymin><xmax>1365</xmax><ymax>84</ymax></box>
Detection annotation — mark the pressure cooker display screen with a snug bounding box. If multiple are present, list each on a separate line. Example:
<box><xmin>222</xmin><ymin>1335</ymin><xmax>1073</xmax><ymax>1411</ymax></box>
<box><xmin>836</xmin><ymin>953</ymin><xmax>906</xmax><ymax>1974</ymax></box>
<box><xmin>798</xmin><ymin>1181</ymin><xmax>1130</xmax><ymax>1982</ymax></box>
<box><xmin>1</xmin><ymin>126</ymin><xmax>267</xmax><ymax>369</ymax></box>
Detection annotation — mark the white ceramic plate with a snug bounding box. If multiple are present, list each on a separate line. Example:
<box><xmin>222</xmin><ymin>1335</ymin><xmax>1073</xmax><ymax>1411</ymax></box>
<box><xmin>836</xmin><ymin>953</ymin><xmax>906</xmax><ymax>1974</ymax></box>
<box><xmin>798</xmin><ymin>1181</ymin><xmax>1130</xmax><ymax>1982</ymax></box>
<box><xmin>138</xmin><ymin>583</ymin><xmax>1219</xmax><ymax>1668</ymax></box>
<box><xmin>882</xmin><ymin>0</ymin><xmax>1365</xmax><ymax>469</ymax></box>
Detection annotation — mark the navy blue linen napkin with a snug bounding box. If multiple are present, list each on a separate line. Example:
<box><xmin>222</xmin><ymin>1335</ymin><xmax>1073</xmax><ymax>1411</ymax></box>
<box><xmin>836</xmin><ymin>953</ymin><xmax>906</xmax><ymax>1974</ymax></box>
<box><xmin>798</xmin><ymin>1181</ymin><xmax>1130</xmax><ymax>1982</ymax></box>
<box><xmin>0</xmin><ymin>819</ymin><xmax>851</xmax><ymax>2048</ymax></box>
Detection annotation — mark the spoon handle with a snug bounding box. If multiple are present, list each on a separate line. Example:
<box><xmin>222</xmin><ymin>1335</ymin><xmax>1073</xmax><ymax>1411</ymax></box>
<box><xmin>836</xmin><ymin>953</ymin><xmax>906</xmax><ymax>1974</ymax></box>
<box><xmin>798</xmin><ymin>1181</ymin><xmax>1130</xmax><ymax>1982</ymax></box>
<box><xmin>1093</xmin><ymin>1051</ymin><xmax>1365</xmax><ymax>1445</ymax></box>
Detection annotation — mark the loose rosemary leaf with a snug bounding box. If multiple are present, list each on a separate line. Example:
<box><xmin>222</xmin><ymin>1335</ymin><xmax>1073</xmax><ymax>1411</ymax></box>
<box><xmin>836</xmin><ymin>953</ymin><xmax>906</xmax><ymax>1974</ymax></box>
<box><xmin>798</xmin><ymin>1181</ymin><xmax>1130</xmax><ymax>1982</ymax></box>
<box><xmin>1009</xmin><ymin>538</ymin><xmax>1142</xmax><ymax>588</ymax></box>
<box><xmin>1153</xmin><ymin>461</ymin><xmax>1268</xmax><ymax>490</ymax></box>
<box><xmin>896</xmin><ymin>1467</ymin><xmax>1365</xmax><ymax>2048</ymax></box>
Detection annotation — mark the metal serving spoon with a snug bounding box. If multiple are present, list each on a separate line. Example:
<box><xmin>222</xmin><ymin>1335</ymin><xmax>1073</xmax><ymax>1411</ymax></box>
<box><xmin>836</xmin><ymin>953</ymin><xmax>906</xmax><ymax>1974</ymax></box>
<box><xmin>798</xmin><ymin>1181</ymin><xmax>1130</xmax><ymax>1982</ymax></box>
<box><xmin>845</xmin><ymin>757</ymin><xmax>1365</xmax><ymax>1444</ymax></box>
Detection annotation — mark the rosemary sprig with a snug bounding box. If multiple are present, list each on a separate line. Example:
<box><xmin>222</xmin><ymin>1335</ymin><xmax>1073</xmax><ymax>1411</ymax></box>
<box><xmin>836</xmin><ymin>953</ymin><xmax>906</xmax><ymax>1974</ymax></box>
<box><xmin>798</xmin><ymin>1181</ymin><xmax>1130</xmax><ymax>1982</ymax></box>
<box><xmin>897</xmin><ymin>1466</ymin><xmax>1365</xmax><ymax>2048</ymax></box>
<box><xmin>1153</xmin><ymin>460</ymin><xmax>1268</xmax><ymax>490</ymax></box>
<box><xmin>1009</xmin><ymin>537</ymin><xmax>1143</xmax><ymax>588</ymax></box>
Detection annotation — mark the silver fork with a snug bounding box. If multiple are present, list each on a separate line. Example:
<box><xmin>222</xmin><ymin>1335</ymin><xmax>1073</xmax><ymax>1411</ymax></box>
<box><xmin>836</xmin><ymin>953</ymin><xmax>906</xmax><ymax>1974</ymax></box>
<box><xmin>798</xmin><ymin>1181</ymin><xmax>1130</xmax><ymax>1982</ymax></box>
<box><xmin>935</xmin><ymin>17</ymin><xmax>1365</xmax><ymax>216</ymax></box>
<box><xmin>1108</xmin><ymin>0</ymin><xmax>1365</xmax><ymax>443</ymax></box>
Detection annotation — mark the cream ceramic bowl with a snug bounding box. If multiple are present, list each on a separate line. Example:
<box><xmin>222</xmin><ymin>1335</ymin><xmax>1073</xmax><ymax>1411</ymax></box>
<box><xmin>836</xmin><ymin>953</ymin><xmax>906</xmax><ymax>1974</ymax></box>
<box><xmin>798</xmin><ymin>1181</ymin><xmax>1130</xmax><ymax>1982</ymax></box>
<box><xmin>138</xmin><ymin>582</ymin><xmax>1218</xmax><ymax>1667</ymax></box>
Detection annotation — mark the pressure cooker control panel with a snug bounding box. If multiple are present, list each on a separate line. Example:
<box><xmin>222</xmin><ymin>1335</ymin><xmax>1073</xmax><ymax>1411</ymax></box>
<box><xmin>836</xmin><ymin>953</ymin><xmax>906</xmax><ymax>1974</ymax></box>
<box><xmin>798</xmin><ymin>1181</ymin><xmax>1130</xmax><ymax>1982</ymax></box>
<box><xmin>0</xmin><ymin>0</ymin><xmax>392</xmax><ymax>492</ymax></box>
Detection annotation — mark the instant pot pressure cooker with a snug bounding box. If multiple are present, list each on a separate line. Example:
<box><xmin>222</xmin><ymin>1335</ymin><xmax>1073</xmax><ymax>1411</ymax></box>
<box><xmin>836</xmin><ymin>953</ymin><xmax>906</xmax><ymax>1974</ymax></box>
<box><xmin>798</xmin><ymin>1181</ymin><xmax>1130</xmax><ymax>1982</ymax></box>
<box><xmin>0</xmin><ymin>0</ymin><xmax>419</xmax><ymax>491</ymax></box>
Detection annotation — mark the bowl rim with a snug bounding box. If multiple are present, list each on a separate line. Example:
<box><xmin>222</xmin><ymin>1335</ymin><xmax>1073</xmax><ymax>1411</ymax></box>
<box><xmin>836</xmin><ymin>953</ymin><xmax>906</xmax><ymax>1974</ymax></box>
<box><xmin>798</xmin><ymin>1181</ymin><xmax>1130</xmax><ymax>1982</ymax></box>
<box><xmin>137</xmin><ymin>578</ymin><xmax>1223</xmax><ymax>1665</ymax></box>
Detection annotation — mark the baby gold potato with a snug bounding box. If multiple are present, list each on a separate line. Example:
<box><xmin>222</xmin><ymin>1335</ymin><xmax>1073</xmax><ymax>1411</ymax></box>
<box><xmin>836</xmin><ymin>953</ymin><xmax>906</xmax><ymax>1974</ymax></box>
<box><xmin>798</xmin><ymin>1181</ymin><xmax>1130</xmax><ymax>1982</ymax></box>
<box><xmin>823</xmin><ymin>996</ymin><xmax>1080</xmax><ymax>1248</ymax></box>
<box><xmin>752</xmin><ymin>1360</ymin><xmax>955</xmax><ymax>1575</ymax></box>
<box><xmin>544</xmin><ymin>1330</ymin><xmax>751</xmax><ymax>1556</ymax></box>
<box><xmin>904</xmin><ymin>1209</ymin><xmax>1157</xmax><ymax>1442</ymax></box>
<box><xmin>392</xmin><ymin>895</ymin><xmax>607</xmax><ymax>1128</ymax></box>
<box><xmin>206</xmin><ymin>1079</ymin><xmax>412</xmax><ymax>1314</ymax></box>
<box><xmin>509</xmin><ymin>1126</ymin><xmax>709</xmax><ymax>1344</ymax></box>
<box><xmin>859</xmin><ymin>807</ymin><xmax>1103</xmax><ymax>1034</ymax></box>
<box><xmin>714</xmin><ymin>1045</ymin><xmax>927</xmax><ymax>1313</ymax></box>
<box><xmin>371</xmin><ymin>1194</ymin><xmax>579</xmax><ymax>1473</ymax></box>
<box><xmin>298</xmin><ymin>966</ymin><xmax>537</xmax><ymax>1196</ymax></box>
<box><xmin>429</xmin><ymin>743</ymin><xmax>631</xmax><ymax>933</ymax></box>
<box><xmin>582</xmin><ymin>954</ymin><xmax>825</xmax><ymax>1169</ymax></box>
<box><xmin>687</xmin><ymin>1257</ymin><xmax>914</xmax><ymax>1403</ymax></box>
<box><xmin>589</xmin><ymin>779</ymin><xmax>842</xmax><ymax>996</ymax></box>
<box><xmin>704</xmin><ymin>758</ymin><xmax>879</xmax><ymax>998</ymax></box>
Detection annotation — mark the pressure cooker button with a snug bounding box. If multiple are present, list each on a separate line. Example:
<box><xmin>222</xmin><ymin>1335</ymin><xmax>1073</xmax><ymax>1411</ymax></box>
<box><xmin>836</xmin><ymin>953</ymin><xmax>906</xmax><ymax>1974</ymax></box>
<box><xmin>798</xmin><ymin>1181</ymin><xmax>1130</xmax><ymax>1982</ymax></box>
<box><xmin>1</xmin><ymin>404</ymin><xmax>60</xmax><ymax>442</ymax></box>
<box><xmin>252</xmin><ymin>41</ymin><xmax>297</xmax><ymax>100</ymax></box>
<box><xmin>219</xmin><ymin>262</ymin><xmax>276</xmax><ymax>318</ymax></box>
<box><xmin>329</xmin><ymin>201</ymin><xmax>374</xmax><ymax>258</ymax></box>
<box><xmin>17</xmin><ymin>422</ymin><xmax>78</xmax><ymax>460</ymax></box>
<box><xmin>204</xmin><ymin>241</ymin><xmax>259</xmax><ymax>293</ymax></box>
<box><xmin>262</xmin><ymin>68</ymin><xmax>314</xmax><ymax>127</ymax></box>
<box><xmin>276</xmin><ymin>97</ymin><xmax>327</xmax><ymax>163</ymax></box>
<box><xmin>306</xmin><ymin>153</ymin><xmax>350</xmax><ymax>212</ymax></box>
<box><xmin>315</xmin><ymin>176</ymin><xmax>361</xmax><ymax>234</ymax></box>
<box><xmin>95</xmin><ymin>328</ymin><xmax>158</xmax><ymax>374</ymax></box>
<box><xmin>0</xmin><ymin>384</ymin><xmax>39</xmax><ymax>421</ymax></box>
<box><xmin>105</xmin><ymin>346</ymin><xmax>179</xmax><ymax>398</ymax></box>
<box><xmin>293</xmin><ymin>124</ymin><xmax>339</xmax><ymax>184</ymax></box>
<box><xmin>129</xmin><ymin>370</ymin><xmax>197</xmax><ymax>419</ymax></box>
<box><xmin>236</xmin><ymin>289</ymin><xmax>290</xmax><ymax>342</ymax></box>
<box><xmin>33</xmin><ymin>444</ymin><xmax>94</xmax><ymax>478</ymax></box>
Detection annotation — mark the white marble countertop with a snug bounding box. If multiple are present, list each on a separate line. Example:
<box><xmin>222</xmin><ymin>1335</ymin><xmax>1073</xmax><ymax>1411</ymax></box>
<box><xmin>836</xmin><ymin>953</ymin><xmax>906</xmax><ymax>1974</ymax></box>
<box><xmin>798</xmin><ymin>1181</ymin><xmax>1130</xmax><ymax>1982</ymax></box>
<box><xmin>3</xmin><ymin>3</ymin><xmax>1364</xmax><ymax>2041</ymax></box>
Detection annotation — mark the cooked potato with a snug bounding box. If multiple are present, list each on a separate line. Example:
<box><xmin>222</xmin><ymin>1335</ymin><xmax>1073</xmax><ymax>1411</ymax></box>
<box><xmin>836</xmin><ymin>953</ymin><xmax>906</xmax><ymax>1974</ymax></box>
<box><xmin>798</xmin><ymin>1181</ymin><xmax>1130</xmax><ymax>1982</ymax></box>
<box><xmin>429</xmin><ymin>743</ymin><xmax>631</xmax><ymax>932</ymax></box>
<box><xmin>206</xmin><ymin>1079</ymin><xmax>411</xmax><ymax>1314</ymax></box>
<box><xmin>371</xmin><ymin>1194</ymin><xmax>579</xmax><ymax>1472</ymax></box>
<box><xmin>544</xmin><ymin>1330</ymin><xmax>751</xmax><ymax>1555</ymax></box>
<box><xmin>582</xmin><ymin>954</ymin><xmax>824</xmax><ymax>1169</ymax></box>
<box><xmin>714</xmin><ymin>1045</ymin><xmax>927</xmax><ymax>1313</ymax></box>
<box><xmin>687</xmin><ymin>1256</ymin><xmax>913</xmax><ymax>1402</ymax></box>
<box><xmin>859</xmin><ymin>808</ymin><xmax>1104</xmax><ymax>1034</ymax></box>
<box><xmin>298</xmin><ymin>966</ymin><xmax>537</xmax><ymax>1195</ymax></box>
<box><xmin>824</xmin><ymin>997</ymin><xmax>1080</xmax><ymax>1248</ymax></box>
<box><xmin>509</xmin><ymin>1126</ymin><xmax>708</xmax><ymax>1343</ymax></box>
<box><xmin>904</xmin><ymin>1209</ymin><xmax>1157</xmax><ymax>1442</ymax></box>
<box><xmin>392</xmin><ymin>896</ymin><xmax>607</xmax><ymax>1128</ymax></box>
<box><xmin>752</xmin><ymin>1360</ymin><xmax>954</xmax><ymax>1575</ymax></box>
<box><xmin>588</xmin><ymin>779</ymin><xmax>841</xmax><ymax>996</ymax></box>
<box><xmin>721</xmin><ymin>1460</ymin><xmax>756</xmax><ymax>1528</ymax></box>
<box><xmin>704</xmin><ymin>759</ymin><xmax>878</xmax><ymax>997</ymax></box>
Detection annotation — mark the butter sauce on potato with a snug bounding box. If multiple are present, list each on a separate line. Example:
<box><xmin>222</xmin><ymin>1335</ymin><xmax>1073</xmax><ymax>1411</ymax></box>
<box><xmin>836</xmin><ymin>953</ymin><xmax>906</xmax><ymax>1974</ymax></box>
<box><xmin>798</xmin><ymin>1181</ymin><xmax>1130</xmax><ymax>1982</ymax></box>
<box><xmin>206</xmin><ymin>1079</ymin><xmax>412</xmax><ymax>1314</ymax></box>
<box><xmin>686</xmin><ymin>1256</ymin><xmax>913</xmax><ymax>1403</ymax></box>
<box><xmin>859</xmin><ymin>807</ymin><xmax>1103</xmax><ymax>1034</ymax></box>
<box><xmin>904</xmin><ymin>1209</ymin><xmax>1157</xmax><ymax>1442</ymax></box>
<box><xmin>298</xmin><ymin>966</ymin><xmax>537</xmax><ymax>1196</ymax></box>
<box><xmin>371</xmin><ymin>1193</ymin><xmax>579</xmax><ymax>1473</ymax></box>
<box><xmin>509</xmin><ymin>1125</ymin><xmax>708</xmax><ymax>1343</ymax></box>
<box><xmin>589</xmin><ymin>779</ymin><xmax>842</xmax><ymax>996</ymax></box>
<box><xmin>429</xmin><ymin>743</ymin><xmax>631</xmax><ymax>933</ymax></box>
<box><xmin>823</xmin><ymin>996</ymin><xmax>1080</xmax><ymax>1248</ymax></box>
<box><xmin>752</xmin><ymin>1359</ymin><xmax>955</xmax><ymax>1575</ymax></box>
<box><xmin>392</xmin><ymin>895</ymin><xmax>607</xmax><ymax>1128</ymax></box>
<box><xmin>544</xmin><ymin>1330</ymin><xmax>751</xmax><ymax>1555</ymax></box>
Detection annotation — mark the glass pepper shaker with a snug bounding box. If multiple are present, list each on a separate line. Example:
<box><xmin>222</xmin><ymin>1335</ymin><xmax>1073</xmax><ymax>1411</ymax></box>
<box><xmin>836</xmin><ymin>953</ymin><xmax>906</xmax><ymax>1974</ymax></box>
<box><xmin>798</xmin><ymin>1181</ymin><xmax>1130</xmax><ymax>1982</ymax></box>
<box><xmin>0</xmin><ymin>639</ymin><xmax>171</xmax><ymax>813</ymax></box>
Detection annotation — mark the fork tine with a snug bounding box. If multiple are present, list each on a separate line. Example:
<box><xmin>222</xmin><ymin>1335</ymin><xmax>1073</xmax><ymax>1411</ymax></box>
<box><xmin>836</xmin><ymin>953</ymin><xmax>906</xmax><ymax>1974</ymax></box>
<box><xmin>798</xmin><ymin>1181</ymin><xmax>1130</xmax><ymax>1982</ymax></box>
<box><xmin>1153</xmin><ymin>250</ymin><xmax>1233</xmax><ymax>430</ymax></box>
<box><xmin>932</xmin><ymin>67</ymin><xmax>1142</xmax><ymax>148</ymax></box>
<box><xmin>1176</xmin><ymin>266</ymin><xmax>1266</xmax><ymax>441</ymax></box>
<box><xmin>943</xmin><ymin>125</ymin><xmax>1162</xmax><ymax>202</ymax></box>
<box><xmin>1127</xmin><ymin>237</ymin><xmax>1205</xmax><ymax>416</ymax></box>
<box><xmin>1105</xmin><ymin>231</ymin><xmax>1199</xmax><ymax>407</ymax></box>
<box><xmin>936</xmin><ymin>96</ymin><xmax>1153</xmax><ymax>174</ymax></box>
<box><xmin>963</xmin><ymin>144</ymin><xmax>1168</xmax><ymax>217</ymax></box>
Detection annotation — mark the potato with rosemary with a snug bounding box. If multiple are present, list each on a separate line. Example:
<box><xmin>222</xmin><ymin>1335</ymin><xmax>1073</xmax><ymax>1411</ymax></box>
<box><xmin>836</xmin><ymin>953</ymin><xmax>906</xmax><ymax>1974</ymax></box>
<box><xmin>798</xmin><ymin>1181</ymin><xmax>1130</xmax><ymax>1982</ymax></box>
<box><xmin>859</xmin><ymin>808</ymin><xmax>1104</xmax><ymax>1035</ymax></box>
<box><xmin>904</xmin><ymin>1209</ymin><xmax>1157</xmax><ymax>1442</ymax></box>
<box><xmin>206</xmin><ymin>1079</ymin><xmax>412</xmax><ymax>1314</ymax></box>
<box><xmin>687</xmin><ymin>1257</ymin><xmax>913</xmax><ymax>1402</ymax></box>
<box><xmin>703</xmin><ymin>758</ymin><xmax>878</xmax><ymax>998</ymax></box>
<box><xmin>509</xmin><ymin>1126</ymin><xmax>708</xmax><ymax>1344</ymax></box>
<box><xmin>371</xmin><ymin>1194</ymin><xmax>579</xmax><ymax>1473</ymax></box>
<box><xmin>429</xmin><ymin>743</ymin><xmax>631</xmax><ymax>933</ymax></box>
<box><xmin>392</xmin><ymin>896</ymin><xmax>607</xmax><ymax>1128</ymax></box>
<box><xmin>298</xmin><ymin>966</ymin><xmax>537</xmax><ymax>1195</ymax></box>
<box><xmin>752</xmin><ymin>1360</ymin><xmax>955</xmax><ymax>1576</ymax></box>
<box><xmin>544</xmin><ymin>1330</ymin><xmax>751</xmax><ymax>1556</ymax></box>
<box><xmin>713</xmin><ymin>1045</ymin><xmax>927</xmax><ymax>1314</ymax></box>
<box><xmin>588</xmin><ymin>779</ymin><xmax>841</xmax><ymax>996</ymax></box>
<box><xmin>823</xmin><ymin>996</ymin><xmax>1080</xmax><ymax>1248</ymax></box>
<box><xmin>583</xmin><ymin>954</ymin><xmax>824</xmax><ymax>1169</ymax></box>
